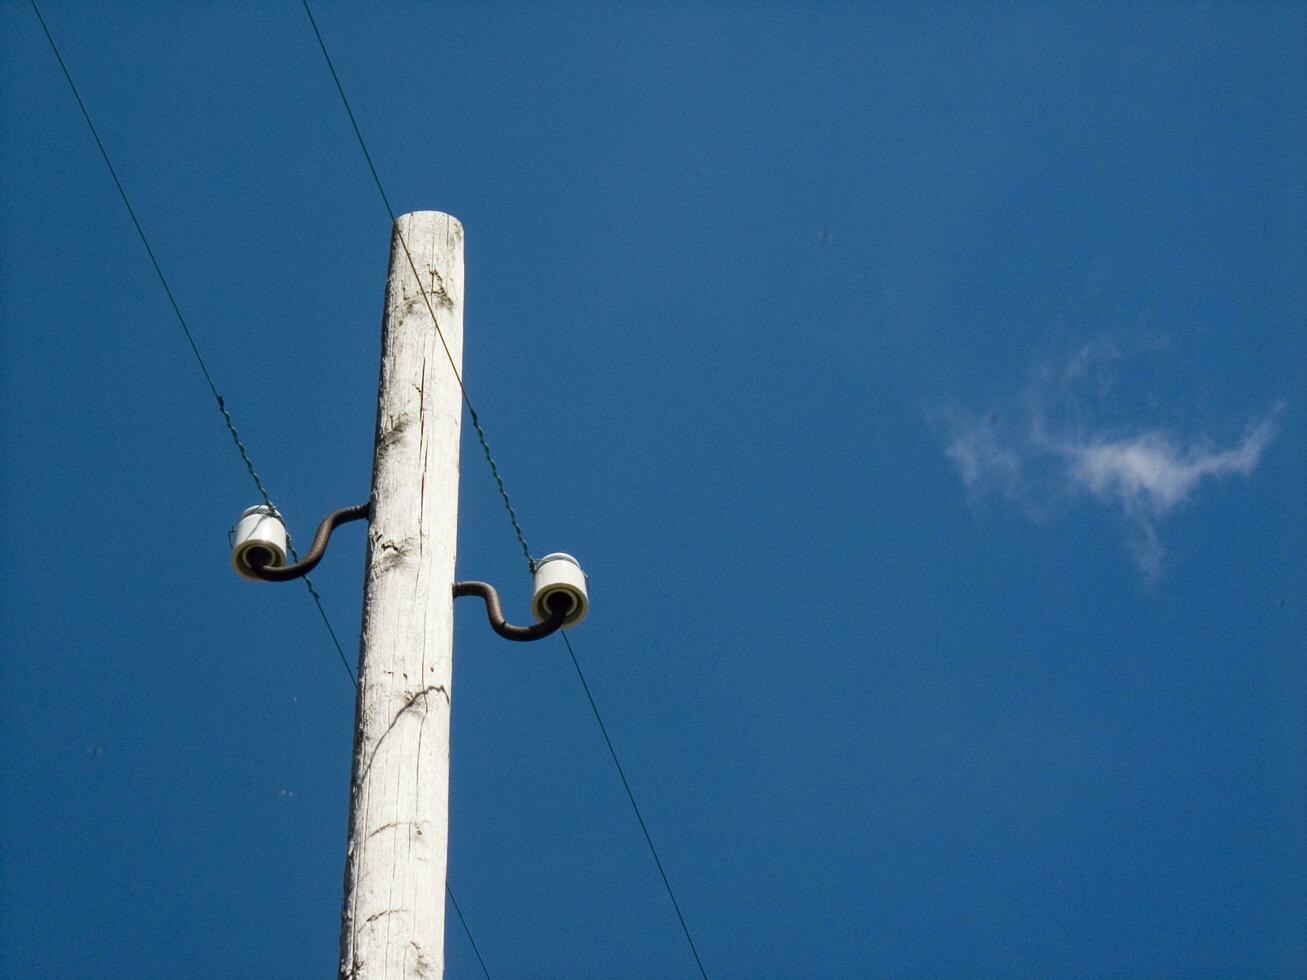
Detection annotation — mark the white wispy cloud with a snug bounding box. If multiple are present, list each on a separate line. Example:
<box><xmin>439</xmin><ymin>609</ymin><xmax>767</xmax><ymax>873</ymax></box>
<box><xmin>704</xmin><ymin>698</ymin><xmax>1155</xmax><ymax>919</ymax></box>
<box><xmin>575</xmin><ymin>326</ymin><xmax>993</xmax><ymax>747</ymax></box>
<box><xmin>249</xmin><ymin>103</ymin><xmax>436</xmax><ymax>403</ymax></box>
<box><xmin>936</xmin><ymin>341</ymin><xmax>1282</xmax><ymax>579</ymax></box>
<box><xmin>1050</xmin><ymin>419</ymin><xmax>1278</xmax><ymax>516</ymax></box>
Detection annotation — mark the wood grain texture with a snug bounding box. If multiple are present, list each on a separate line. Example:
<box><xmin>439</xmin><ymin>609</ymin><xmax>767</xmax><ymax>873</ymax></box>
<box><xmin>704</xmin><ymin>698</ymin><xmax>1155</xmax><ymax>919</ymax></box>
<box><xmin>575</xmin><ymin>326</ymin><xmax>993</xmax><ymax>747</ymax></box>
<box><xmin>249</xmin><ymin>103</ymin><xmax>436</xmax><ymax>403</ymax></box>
<box><xmin>339</xmin><ymin>212</ymin><xmax>464</xmax><ymax>979</ymax></box>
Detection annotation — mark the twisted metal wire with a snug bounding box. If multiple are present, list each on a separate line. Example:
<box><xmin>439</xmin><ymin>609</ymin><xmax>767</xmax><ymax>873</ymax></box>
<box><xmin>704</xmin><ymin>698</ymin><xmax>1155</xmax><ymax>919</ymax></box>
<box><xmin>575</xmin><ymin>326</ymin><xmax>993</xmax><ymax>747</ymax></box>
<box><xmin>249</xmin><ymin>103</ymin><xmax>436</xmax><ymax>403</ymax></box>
<box><xmin>29</xmin><ymin>0</ymin><xmax>357</xmax><ymax>689</ymax></box>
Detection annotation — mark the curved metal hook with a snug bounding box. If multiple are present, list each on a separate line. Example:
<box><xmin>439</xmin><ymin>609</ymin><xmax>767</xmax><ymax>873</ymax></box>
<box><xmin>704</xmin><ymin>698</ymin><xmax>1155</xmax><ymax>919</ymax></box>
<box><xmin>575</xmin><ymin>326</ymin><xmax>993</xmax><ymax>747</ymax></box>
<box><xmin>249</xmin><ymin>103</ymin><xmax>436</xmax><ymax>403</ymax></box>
<box><xmin>248</xmin><ymin>503</ymin><xmax>369</xmax><ymax>581</ymax></box>
<box><xmin>453</xmin><ymin>581</ymin><xmax>568</xmax><ymax>642</ymax></box>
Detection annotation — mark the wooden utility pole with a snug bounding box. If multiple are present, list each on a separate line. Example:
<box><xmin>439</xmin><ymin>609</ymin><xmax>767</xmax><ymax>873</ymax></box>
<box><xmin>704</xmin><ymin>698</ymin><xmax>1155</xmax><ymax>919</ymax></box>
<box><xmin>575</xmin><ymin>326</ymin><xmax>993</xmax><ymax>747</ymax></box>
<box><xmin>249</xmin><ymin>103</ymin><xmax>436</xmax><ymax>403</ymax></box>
<box><xmin>339</xmin><ymin>211</ymin><xmax>464</xmax><ymax>979</ymax></box>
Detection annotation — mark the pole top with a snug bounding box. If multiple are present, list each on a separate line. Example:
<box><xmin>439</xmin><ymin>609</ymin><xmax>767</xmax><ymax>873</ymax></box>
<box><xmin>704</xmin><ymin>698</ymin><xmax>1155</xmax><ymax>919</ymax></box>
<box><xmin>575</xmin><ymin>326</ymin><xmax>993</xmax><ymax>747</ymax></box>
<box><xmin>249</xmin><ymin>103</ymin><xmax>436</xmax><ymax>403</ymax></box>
<box><xmin>395</xmin><ymin>209</ymin><xmax>463</xmax><ymax>228</ymax></box>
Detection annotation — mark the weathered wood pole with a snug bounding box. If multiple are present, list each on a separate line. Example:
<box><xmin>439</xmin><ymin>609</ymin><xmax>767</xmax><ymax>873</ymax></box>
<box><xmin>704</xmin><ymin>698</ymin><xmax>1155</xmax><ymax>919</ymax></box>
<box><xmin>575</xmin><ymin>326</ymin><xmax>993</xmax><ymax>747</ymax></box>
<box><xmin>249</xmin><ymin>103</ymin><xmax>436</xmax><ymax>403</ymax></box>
<box><xmin>340</xmin><ymin>211</ymin><xmax>464</xmax><ymax>979</ymax></box>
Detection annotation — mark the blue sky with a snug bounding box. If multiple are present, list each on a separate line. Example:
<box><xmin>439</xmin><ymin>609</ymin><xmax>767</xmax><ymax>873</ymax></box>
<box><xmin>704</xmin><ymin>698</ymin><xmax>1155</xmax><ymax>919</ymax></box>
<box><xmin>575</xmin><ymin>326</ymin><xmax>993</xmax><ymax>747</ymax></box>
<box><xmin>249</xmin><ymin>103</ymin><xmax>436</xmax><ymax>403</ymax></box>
<box><xmin>2</xmin><ymin>2</ymin><xmax>1304</xmax><ymax>977</ymax></box>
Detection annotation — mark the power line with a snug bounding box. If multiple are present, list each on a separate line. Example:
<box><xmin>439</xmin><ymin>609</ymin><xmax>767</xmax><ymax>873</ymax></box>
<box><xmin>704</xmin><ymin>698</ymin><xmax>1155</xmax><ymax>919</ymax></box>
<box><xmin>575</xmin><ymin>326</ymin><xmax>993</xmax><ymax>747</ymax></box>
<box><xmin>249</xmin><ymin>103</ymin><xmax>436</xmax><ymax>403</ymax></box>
<box><xmin>27</xmin><ymin>0</ymin><xmax>356</xmax><ymax>689</ymax></box>
<box><xmin>446</xmin><ymin>883</ymin><xmax>493</xmax><ymax>980</ymax></box>
<box><xmin>298</xmin><ymin>5</ymin><xmax>710</xmax><ymax>977</ymax></box>
<box><xmin>560</xmin><ymin>631</ymin><xmax>710</xmax><ymax>979</ymax></box>
<box><xmin>300</xmin><ymin>0</ymin><xmax>535</xmax><ymax>573</ymax></box>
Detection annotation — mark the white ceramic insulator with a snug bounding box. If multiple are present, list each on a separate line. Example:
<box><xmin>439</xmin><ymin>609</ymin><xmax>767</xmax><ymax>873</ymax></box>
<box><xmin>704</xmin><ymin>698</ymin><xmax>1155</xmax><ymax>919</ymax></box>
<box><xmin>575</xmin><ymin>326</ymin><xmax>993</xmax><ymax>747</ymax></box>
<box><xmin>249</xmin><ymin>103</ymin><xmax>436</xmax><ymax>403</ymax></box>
<box><xmin>230</xmin><ymin>505</ymin><xmax>287</xmax><ymax>580</ymax></box>
<box><xmin>531</xmin><ymin>552</ymin><xmax>589</xmax><ymax>627</ymax></box>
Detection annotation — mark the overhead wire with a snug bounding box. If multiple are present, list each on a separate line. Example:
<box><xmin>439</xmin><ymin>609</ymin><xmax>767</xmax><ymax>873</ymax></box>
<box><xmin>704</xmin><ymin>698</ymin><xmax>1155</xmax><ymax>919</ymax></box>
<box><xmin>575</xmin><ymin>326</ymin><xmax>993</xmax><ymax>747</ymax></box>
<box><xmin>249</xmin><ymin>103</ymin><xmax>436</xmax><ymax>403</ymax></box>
<box><xmin>298</xmin><ymin>4</ymin><xmax>710</xmax><ymax>977</ymax></box>
<box><xmin>27</xmin><ymin>0</ymin><xmax>356</xmax><ymax>689</ymax></box>
<box><xmin>300</xmin><ymin>0</ymin><xmax>535</xmax><ymax>573</ymax></box>
<box><xmin>446</xmin><ymin>881</ymin><xmax>494</xmax><ymax>980</ymax></box>
<box><xmin>26</xmin><ymin>4</ymin><xmax>494</xmax><ymax>975</ymax></box>
<box><xmin>560</xmin><ymin>631</ymin><xmax>710</xmax><ymax>979</ymax></box>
